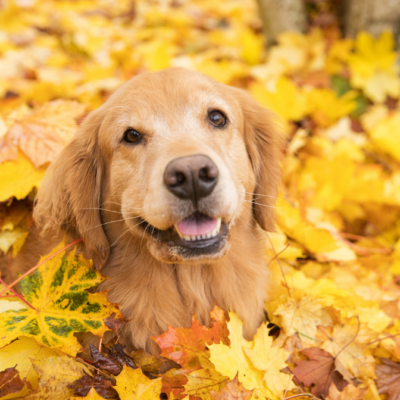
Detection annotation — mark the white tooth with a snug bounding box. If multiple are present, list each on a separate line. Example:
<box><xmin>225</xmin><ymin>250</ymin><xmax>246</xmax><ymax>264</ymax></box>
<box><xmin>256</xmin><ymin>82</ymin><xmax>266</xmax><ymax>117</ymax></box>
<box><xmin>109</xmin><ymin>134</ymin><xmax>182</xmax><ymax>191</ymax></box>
<box><xmin>216</xmin><ymin>218</ymin><xmax>221</xmax><ymax>232</ymax></box>
<box><xmin>206</xmin><ymin>233</ymin><xmax>212</xmax><ymax>238</ymax></box>
<box><xmin>184</xmin><ymin>235</ymin><xmax>190</xmax><ymax>241</ymax></box>
<box><xmin>201</xmin><ymin>234</ymin><xmax>205</xmax><ymax>239</ymax></box>
<box><xmin>175</xmin><ymin>225</ymin><xmax>184</xmax><ymax>238</ymax></box>
<box><xmin>197</xmin><ymin>235</ymin><xmax>201</xmax><ymax>240</ymax></box>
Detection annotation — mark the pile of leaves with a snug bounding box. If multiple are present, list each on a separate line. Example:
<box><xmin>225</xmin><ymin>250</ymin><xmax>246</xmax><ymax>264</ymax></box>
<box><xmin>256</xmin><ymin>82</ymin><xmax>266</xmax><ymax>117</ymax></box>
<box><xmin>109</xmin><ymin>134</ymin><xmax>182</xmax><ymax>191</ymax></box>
<box><xmin>1</xmin><ymin>0</ymin><xmax>400</xmax><ymax>399</ymax></box>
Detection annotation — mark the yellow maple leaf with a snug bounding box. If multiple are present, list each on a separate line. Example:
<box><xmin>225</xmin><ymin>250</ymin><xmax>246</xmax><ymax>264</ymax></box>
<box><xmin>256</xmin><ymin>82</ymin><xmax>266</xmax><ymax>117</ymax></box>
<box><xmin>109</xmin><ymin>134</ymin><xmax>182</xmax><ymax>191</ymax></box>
<box><xmin>250</xmin><ymin>77</ymin><xmax>306</xmax><ymax>122</ymax></box>
<box><xmin>0</xmin><ymin>151</ymin><xmax>47</xmax><ymax>201</ymax></box>
<box><xmin>0</xmin><ymin>100</ymin><xmax>86</xmax><ymax>168</ymax></box>
<box><xmin>305</xmin><ymin>88</ymin><xmax>357</xmax><ymax>127</ymax></box>
<box><xmin>27</xmin><ymin>355</ymin><xmax>91</xmax><ymax>400</ymax></box>
<box><xmin>274</xmin><ymin>296</ymin><xmax>332</xmax><ymax>345</ymax></box>
<box><xmin>209</xmin><ymin>313</ymin><xmax>264</xmax><ymax>390</ymax></box>
<box><xmin>348</xmin><ymin>31</ymin><xmax>400</xmax><ymax>102</ymax></box>
<box><xmin>114</xmin><ymin>366</ymin><xmax>162</xmax><ymax>400</ymax></box>
<box><xmin>369</xmin><ymin>113</ymin><xmax>400</xmax><ymax>163</ymax></box>
<box><xmin>183</xmin><ymin>368</ymin><xmax>228</xmax><ymax>400</ymax></box>
<box><xmin>243</xmin><ymin>324</ymin><xmax>295</xmax><ymax>400</ymax></box>
<box><xmin>0</xmin><ymin>241</ymin><xmax>125</xmax><ymax>356</ymax></box>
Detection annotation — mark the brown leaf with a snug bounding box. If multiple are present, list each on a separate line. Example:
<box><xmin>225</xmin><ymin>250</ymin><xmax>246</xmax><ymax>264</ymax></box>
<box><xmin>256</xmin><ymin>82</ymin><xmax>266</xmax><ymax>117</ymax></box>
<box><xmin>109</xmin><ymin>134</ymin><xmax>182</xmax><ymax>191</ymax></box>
<box><xmin>70</xmin><ymin>371</ymin><xmax>118</xmax><ymax>399</ymax></box>
<box><xmin>0</xmin><ymin>365</ymin><xmax>26</xmax><ymax>397</ymax></box>
<box><xmin>209</xmin><ymin>373</ymin><xmax>253</xmax><ymax>400</ymax></box>
<box><xmin>375</xmin><ymin>358</ymin><xmax>400</xmax><ymax>400</ymax></box>
<box><xmin>293</xmin><ymin>347</ymin><xmax>348</xmax><ymax>399</ymax></box>
<box><xmin>326</xmin><ymin>382</ymin><xmax>367</xmax><ymax>400</ymax></box>
<box><xmin>90</xmin><ymin>344</ymin><xmax>122</xmax><ymax>376</ymax></box>
<box><xmin>103</xmin><ymin>344</ymin><xmax>137</xmax><ymax>371</ymax></box>
<box><xmin>0</xmin><ymin>100</ymin><xmax>86</xmax><ymax>167</ymax></box>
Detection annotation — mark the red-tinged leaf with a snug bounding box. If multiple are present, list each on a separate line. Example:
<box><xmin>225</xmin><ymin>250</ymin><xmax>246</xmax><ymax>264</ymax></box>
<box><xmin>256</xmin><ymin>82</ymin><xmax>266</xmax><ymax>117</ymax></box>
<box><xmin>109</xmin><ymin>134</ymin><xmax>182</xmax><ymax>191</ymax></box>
<box><xmin>152</xmin><ymin>305</ymin><xmax>230</xmax><ymax>368</ymax></box>
<box><xmin>375</xmin><ymin>358</ymin><xmax>400</xmax><ymax>400</ymax></box>
<box><xmin>0</xmin><ymin>365</ymin><xmax>26</xmax><ymax>397</ymax></box>
<box><xmin>161</xmin><ymin>368</ymin><xmax>189</xmax><ymax>400</ymax></box>
<box><xmin>89</xmin><ymin>344</ymin><xmax>122</xmax><ymax>376</ymax></box>
<box><xmin>209</xmin><ymin>373</ymin><xmax>253</xmax><ymax>400</ymax></box>
<box><xmin>293</xmin><ymin>347</ymin><xmax>348</xmax><ymax>399</ymax></box>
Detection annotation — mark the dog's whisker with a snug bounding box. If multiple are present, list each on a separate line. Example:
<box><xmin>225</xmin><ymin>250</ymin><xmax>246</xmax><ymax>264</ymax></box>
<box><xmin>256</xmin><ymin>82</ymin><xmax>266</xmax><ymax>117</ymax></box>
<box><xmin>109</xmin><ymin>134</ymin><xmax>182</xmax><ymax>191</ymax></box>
<box><xmin>79</xmin><ymin>208</ymin><xmax>122</xmax><ymax>214</ymax></box>
<box><xmin>83</xmin><ymin>216</ymin><xmax>142</xmax><ymax>232</ymax></box>
<box><xmin>242</xmin><ymin>200</ymin><xmax>280</xmax><ymax>209</ymax></box>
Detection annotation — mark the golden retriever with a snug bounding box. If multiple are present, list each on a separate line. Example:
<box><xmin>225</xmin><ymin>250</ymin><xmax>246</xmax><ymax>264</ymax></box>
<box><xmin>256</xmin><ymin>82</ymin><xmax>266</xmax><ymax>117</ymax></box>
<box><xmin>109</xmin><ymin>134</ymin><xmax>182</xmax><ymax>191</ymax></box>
<box><xmin>3</xmin><ymin>68</ymin><xmax>282</xmax><ymax>354</ymax></box>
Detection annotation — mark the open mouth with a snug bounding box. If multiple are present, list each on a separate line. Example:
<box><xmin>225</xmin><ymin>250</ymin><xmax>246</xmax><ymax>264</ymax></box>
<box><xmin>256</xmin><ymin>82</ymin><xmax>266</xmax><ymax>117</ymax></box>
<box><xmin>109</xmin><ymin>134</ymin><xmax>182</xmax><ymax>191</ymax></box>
<box><xmin>138</xmin><ymin>212</ymin><xmax>229</xmax><ymax>255</ymax></box>
<box><xmin>175</xmin><ymin>214</ymin><xmax>222</xmax><ymax>241</ymax></box>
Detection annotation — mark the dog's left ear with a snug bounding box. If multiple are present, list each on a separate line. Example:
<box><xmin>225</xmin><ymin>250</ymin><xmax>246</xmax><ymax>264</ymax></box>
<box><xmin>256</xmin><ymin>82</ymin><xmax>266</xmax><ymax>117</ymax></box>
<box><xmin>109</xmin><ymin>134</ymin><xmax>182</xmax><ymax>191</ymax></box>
<box><xmin>230</xmin><ymin>87</ymin><xmax>284</xmax><ymax>231</ymax></box>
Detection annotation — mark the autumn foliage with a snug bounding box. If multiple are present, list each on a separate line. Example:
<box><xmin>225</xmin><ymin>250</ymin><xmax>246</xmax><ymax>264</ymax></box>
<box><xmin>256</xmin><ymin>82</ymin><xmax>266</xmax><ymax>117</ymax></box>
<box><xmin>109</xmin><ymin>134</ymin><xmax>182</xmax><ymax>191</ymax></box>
<box><xmin>1</xmin><ymin>0</ymin><xmax>400</xmax><ymax>399</ymax></box>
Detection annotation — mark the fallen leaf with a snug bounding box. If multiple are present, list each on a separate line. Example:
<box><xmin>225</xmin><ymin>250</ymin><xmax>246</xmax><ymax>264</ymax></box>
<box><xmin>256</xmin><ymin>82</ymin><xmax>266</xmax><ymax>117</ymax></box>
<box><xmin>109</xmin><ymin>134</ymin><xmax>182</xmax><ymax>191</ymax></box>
<box><xmin>152</xmin><ymin>305</ymin><xmax>229</xmax><ymax>369</ymax></box>
<box><xmin>243</xmin><ymin>323</ymin><xmax>295</xmax><ymax>399</ymax></box>
<box><xmin>0</xmin><ymin>151</ymin><xmax>47</xmax><ymax>202</ymax></box>
<box><xmin>293</xmin><ymin>347</ymin><xmax>348</xmax><ymax>398</ymax></box>
<box><xmin>0</xmin><ymin>101</ymin><xmax>86</xmax><ymax>167</ymax></box>
<box><xmin>71</xmin><ymin>387</ymin><xmax>105</xmax><ymax>399</ymax></box>
<box><xmin>0</xmin><ymin>366</ymin><xmax>26</xmax><ymax>398</ymax></box>
<box><xmin>326</xmin><ymin>382</ymin><xmax>367</xmax><ymax>400</ymax></box>
<box><xmin>114</xmin><ymin>366</ymin><xmax>162</xmax><ymax>400</ymax></box>
<box><xmin>70</xmin><ymin>371</ymin><xmax>118</xmax><ymax>399</ymax></box>
<box><xmin>209</xmin><ymin>313</ymin><xmax>264</xmax><ymax>390</ymax></box>
<box><xmin>25</xmin><ymin>355</ymin><xmax>90</xmax><ymax>399</ymax></box>
<box><xmin>209</xmin><ymin>373</ymin><xmax>254</xmax><ymax>400</ymax></box>
<box><xmin>0</xmin><ymin>336</ymin><xmax>64</xmax><ymax>398</ymax></box>
<box><xmin>375</xmin><ymin>358</ymin><xmax>400</xmax><ymax>400</ymax></box>
<box><xmin>0</xmin><ymin>241</ymin><xmax>126</xmax><ymax>356</ymax></box>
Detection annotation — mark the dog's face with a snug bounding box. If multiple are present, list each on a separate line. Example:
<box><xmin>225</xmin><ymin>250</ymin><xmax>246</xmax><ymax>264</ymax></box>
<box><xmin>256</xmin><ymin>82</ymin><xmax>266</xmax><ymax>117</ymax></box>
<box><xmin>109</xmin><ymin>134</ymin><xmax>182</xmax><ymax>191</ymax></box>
<box><xmin>34</xmin><ymin>69</ymin><xmax>282</xmax><ymax>268</ymax></box>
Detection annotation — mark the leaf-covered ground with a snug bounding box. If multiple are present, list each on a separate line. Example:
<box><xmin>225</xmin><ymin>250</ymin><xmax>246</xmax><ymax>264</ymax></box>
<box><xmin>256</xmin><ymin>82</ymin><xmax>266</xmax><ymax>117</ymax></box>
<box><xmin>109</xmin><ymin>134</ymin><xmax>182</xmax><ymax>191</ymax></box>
<box><xmin>1</xmin><ymin>0</ymin><xmax>400</xmax><ymax>399</ymax></box>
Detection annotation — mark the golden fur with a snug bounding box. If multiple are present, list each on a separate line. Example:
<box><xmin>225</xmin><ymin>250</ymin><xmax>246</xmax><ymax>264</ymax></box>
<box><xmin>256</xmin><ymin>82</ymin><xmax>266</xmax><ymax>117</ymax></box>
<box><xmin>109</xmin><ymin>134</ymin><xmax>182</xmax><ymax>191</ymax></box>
<box><xmin>2</xmin><ymin>68</ymin><xmax>282</xmax><ymax>354</ymax></box>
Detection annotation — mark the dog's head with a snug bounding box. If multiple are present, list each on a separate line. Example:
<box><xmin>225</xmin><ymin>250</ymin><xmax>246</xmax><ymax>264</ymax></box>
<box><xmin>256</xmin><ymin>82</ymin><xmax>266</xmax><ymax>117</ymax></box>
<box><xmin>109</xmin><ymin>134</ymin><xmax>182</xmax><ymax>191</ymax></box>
<box><xmin>34</xmin><ymin>69</ymin><xmax>282</xmax><ymax>269</ymax></box>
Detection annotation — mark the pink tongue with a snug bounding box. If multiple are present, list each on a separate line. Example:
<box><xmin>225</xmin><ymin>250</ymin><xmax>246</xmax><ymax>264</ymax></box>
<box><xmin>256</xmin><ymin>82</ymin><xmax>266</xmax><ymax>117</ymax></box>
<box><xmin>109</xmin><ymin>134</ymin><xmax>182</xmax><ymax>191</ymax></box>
<box><xmin>177</xmin><ymin>214</ymin><xmax>217</xmax><ymax>236</ymax></box>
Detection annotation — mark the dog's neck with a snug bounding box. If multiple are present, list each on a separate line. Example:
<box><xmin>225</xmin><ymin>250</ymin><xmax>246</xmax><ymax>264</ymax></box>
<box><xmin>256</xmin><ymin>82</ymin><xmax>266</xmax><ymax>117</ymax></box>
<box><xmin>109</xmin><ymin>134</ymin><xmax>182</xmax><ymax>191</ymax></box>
<box><xmin>97</xmin><ymin>210</ymin><xmax>269</xmax><ymax>353</ymax></box>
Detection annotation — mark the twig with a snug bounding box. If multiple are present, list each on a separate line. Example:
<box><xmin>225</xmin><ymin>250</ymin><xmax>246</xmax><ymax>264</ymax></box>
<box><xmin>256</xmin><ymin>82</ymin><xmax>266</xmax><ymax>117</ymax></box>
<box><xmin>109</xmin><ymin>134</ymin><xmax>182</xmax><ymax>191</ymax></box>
<box><xmin>0</xmin><ymin>277</ymin><xmax>36</xmax><ymax>310</ymax></box>
<box><xmin>335</xmin><ymin>316</ymin><xmax>360</xmax><ymax>359</ymax></box>
<box><xmin>283</xmin><ymin>394</ymin><xmax>313</xmax><ymax>400</ymax></box>
<box><xmin>294</xmin><ymin>329</ymin><xmax>322</xmax><ymax>343</ymax></box>
<box><xmin>267</xmin><ymin>234</ymin><xmax>292</xmax><ymax>298</ymax></box>
<box><xmin>0</xmin><ymin>239</ymin><xmax>83</xmax><ymax>297</ymax></box>
<box><xmin>366</xmin><ymin>331</ymin><xmax>400</xmax><ymax>346</ymax></box>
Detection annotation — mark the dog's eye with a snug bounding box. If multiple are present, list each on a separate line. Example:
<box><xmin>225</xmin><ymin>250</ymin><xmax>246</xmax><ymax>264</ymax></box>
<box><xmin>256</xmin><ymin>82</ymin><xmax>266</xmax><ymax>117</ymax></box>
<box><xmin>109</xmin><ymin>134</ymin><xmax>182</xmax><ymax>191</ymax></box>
<box><xmin>209</xmin><ymin>110</ymin><xmax>227</xmax><ymax>127</ymax></box>
<box><xmin>123</xmin><ymin>128</ymin><xmax>142</xmax><ymax>144</ymax></box>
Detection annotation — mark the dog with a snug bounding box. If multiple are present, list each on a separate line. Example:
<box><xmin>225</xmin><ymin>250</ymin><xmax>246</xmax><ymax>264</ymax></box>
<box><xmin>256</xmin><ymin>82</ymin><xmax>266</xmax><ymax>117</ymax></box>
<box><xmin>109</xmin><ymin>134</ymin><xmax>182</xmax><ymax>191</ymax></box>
<box><xmin>3</xmin><ymin>68</ymin><xmax>282</xmax><ymax>354</ymax></box>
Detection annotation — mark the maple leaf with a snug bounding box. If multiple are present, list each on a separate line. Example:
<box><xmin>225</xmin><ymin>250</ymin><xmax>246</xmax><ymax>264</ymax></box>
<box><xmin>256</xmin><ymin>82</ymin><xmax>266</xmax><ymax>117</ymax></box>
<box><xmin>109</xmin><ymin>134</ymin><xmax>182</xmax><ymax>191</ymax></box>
<box><xmin>0</xmin><ymin>151</ymin><xmax>47</xmax><ymax>202</ymax></box>
<box><xmin>0</xmin><ymin>336</ymin><xmax>64</xmax><ymax>398</ymax></box>
<box><xmin>209</xmin><ymin>373</ymin><xmax>254</xmax><ymax>400</ymax></box>
<box><xmin>293</xmin><ymin>347</ymin><xmax>348</xmax><ymax>399</ymax></box>
<box><xmin>0</xmin><ymin>100</ymin><xmax>86</xmax><ymax>168</ymax></box>
<box><xmin>26</xmin><ymin>355</ymin><xmax>90</xmax><ymax>400</ymax></box>
<box><xmin>0</xmin><ymin>242</ymin><xmax>126</xmax><ymax>356</ymax></box>
<box><xmin>209</xmin><ymin>313</ymin><xmax>264</xmax><ymax>391</ymax></box>
<box><xmin>243</xmin><ymin>323</ymin><xmax>295</xmax><ymax>399</ymax></box>
<box><xmin>114</xmin><ymin>366</ymin><xmax>162</xmax><ymax>400</ymax></box>
<box><xmin>375</xmin><ymin>358</ymin><xmax>400</xmax><ymax>400</ymax></box>
<box><xmin>326</xmin><ymin>382</ymin><xmax>367</xmax><ymax>400</ymax></box>
<box><xmin>183</xmin><ymin>367</ymin><xmax>228</xmax><ymax>400</ymax></box>
<box><xmin>152</xmin><ymin>305</ymin><xmax>230</xmax><ymax>369</ymax></box>
<box><xmin>274</xmin><ymin>296</ymin><xmax>332</xmax><ymax>345</ymax></box>
<box><xmin>0</xmin><ymin>366</ymin><xmax>26</xmax><ymax>398</ymax></box>
<box><xmin>131</xmin><ymin>350</ymin><xmax>162</xmax><ymax>374</ymax></box>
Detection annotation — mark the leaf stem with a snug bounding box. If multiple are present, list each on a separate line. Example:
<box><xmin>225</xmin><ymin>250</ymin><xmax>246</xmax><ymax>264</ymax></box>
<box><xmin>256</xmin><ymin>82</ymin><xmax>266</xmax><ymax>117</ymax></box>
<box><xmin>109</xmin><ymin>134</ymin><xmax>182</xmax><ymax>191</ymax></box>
<box><xmin>366</xmin><ymin>331</ymin><xmax>400</xmax><ymax>346</ymax></box>
<box><xmin>283</xmin><ymin>394</ymin><xmax>314</xmax><ymax>400</ymax></box>
<box><xmin>0</xmin><ymin>239</ymin><xmax>83</xmax><ymax>297</ymax></box>
<box><xmin>335</xmin><ymin>316</ymin><xmax>360</xmax><ymax>359</ymax></box>
<box><xmin>0</xmin><ymin>277</ymin><xmax>36</xmax><ymax>310</ymax></box>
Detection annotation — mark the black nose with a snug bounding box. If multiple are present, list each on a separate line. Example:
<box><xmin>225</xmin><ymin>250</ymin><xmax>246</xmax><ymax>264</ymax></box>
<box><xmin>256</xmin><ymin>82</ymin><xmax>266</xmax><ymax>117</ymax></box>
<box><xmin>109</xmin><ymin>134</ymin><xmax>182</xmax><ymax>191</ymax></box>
<box><xmin>164</xmin><ymin>155</ymin><xmax>219</xmax><ymax>204</ymax></box>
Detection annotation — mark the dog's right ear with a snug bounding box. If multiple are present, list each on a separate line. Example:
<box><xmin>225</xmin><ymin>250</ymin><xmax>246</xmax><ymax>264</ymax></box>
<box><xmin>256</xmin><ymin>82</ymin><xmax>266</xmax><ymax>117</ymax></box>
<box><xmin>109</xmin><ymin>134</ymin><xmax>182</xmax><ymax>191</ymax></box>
<box><xmin>33</xmin><ymin>109</ymin><xmax>110</xmax><ymax>270</ymax></box>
